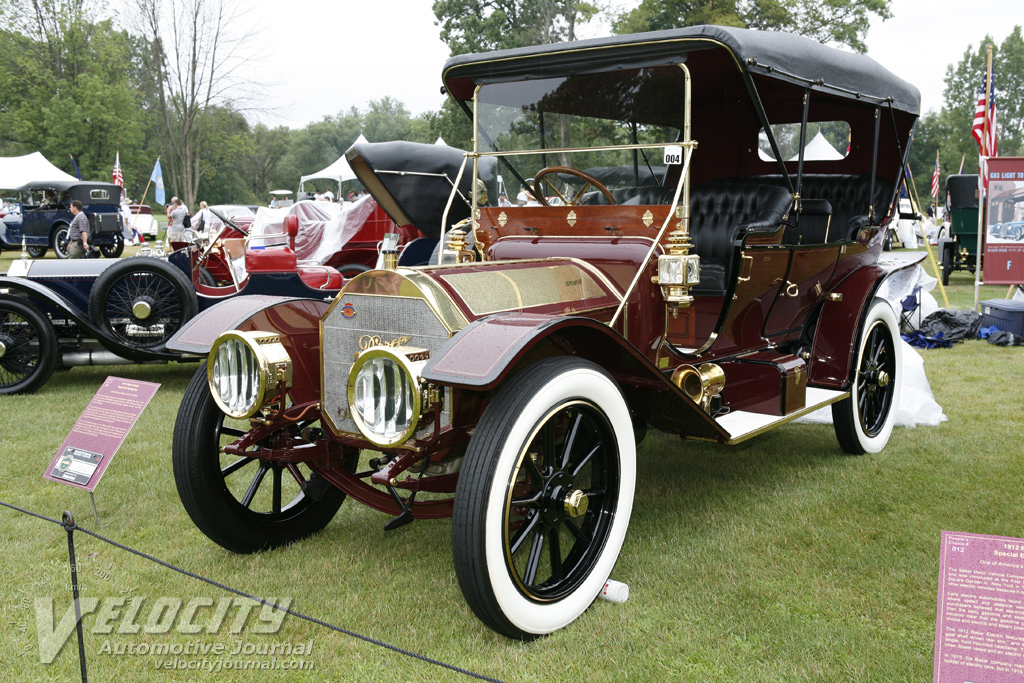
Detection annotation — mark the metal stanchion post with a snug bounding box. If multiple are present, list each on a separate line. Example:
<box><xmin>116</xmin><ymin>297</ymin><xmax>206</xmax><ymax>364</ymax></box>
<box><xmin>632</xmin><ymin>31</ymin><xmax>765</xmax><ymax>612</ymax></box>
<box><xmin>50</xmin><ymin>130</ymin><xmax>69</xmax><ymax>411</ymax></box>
<box><xmin>62</xmin><ymin>511</ymin><xmax>88</xmax><ymax>683</ymax></box>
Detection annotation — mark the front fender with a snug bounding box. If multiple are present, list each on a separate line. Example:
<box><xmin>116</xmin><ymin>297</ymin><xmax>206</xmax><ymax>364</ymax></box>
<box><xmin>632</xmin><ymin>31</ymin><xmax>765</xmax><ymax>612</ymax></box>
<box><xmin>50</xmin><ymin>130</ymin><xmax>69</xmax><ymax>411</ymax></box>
<box><xmin>167</xmin><ymin>295</ymin><xmax>331</xmax><ymax>405</ymax></box>
<box><xmin>0</xmin><ymin>275</ymin><xmax>179</xmax><ymax>362</ymax></box>
<box><xmin>422</xmin><ymin>313</ymin><xmax>730</xmax><ymax>442</ymax></box>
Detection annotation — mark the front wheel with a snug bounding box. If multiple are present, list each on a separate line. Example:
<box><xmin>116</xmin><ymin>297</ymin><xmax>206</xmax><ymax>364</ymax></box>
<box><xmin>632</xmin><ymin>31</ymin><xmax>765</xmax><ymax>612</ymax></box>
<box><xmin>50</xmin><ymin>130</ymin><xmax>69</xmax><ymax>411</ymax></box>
<box><xmin>99</xmin><ymin>233</ymin><xmax>124</xmax><ymax>258</ymax></box>
<box><xmin>941</xmin><ymin>245</ymin><xmax>952</xmax><ymax>286</ymax></box>
<box><xmin>172</xmin><ymin>363</ymin><xmax>354</xmax><ymax>553</ymax></box>
<box><xmin>452</xmin><ymin>357</ymin><xmax>636</xmax><ymax>639</ymax></box>
<box><xmin>26</xmin><ymin>245</ymin><xmax>47</xmax><ymax>258</ymax></box>
<box><xmin>53</xmin><ymin>226</ymin><xmax>71</xmax><ymax>259</ymax></box>
<box><xmin>832</xmin><ymin>299</ymin><xmax>902</xmax><ymax>454</ymax></box>
<box><xmin>0</xmin><ymin>297</ymin><xmax>58</xmax><ymax>395</ymax></box>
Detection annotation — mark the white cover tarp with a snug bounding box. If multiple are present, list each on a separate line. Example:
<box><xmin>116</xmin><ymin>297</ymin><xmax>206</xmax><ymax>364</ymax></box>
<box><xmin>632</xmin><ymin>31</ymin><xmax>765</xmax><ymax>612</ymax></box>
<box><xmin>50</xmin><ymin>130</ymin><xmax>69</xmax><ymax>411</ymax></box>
<box><xmin>247</xmin><ymin>196</ymin><xmax>377</xmax><ymax>264</ymax></box>
<box><xmin>0</xmin><ymin>152</ymin><xmax>77</xmax><ymax>188</ymax></box>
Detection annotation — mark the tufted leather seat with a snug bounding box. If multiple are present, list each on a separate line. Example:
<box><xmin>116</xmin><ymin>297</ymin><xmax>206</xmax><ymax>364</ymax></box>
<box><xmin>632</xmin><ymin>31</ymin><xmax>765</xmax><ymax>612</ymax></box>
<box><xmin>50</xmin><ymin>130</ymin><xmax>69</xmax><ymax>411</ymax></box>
<box><xmin>688</xmin><ymin>181</ymin><xmax>793</xmax><ymax>293</ymax></box>
<box><xmin>751</xmin><ymin>175</ymin><xmax>894</xmax><ymax>243</ymax></box>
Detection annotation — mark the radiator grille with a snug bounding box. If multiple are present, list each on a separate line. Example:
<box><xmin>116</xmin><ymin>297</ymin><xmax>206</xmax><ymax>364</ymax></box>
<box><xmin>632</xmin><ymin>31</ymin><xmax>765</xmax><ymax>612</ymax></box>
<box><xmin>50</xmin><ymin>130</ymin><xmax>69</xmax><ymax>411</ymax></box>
<box><xmin>322</xmin><ymin>293</ymin><xmax>451</xmax><ymax>436</ymax></box>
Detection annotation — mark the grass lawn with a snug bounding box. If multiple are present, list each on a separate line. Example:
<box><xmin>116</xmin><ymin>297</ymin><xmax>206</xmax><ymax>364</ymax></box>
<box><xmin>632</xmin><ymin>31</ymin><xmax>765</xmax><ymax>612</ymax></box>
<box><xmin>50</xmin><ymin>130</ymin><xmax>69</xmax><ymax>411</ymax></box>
<box><xmin>1</xmin><ymin>243</ymin><xmax>1022</xmax><ymax>681</ymax></box>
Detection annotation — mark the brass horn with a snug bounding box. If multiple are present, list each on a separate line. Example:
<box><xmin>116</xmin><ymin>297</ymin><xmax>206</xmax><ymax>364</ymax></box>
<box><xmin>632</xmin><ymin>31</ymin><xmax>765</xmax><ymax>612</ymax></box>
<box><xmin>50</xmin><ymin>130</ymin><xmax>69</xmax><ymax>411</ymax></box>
<box><xmin>671</xmin><ymin>362</ymin><xmax>725</xmax><ymax>413</ymax></box>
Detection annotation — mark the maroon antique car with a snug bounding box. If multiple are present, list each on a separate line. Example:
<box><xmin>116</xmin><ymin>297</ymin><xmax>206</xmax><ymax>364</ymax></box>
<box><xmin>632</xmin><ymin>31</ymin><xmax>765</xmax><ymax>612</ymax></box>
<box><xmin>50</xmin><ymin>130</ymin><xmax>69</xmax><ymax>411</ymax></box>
<box><xmin>168</xmin><ymin>26</ymin><xmax>921</xmax><ymax>639</ymax></box>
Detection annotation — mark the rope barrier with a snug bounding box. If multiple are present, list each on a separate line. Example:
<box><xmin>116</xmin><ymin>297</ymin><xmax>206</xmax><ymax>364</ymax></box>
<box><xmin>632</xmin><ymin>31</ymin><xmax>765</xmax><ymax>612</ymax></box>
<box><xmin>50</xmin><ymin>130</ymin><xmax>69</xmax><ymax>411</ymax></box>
<box><xmin>0</xmin><ymin>499</ymin><xmax>508</xmax><ymax>683</ymax></box>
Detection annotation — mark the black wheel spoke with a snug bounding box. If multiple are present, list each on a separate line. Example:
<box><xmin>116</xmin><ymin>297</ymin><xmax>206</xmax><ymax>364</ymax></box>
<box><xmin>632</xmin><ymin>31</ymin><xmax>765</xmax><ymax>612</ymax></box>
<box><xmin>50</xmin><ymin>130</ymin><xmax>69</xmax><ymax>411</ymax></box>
<box><xmin>509</xmin><ymin>511</ymin><xmax>541</xmax><ymax>555</ymax></box>
<box><xmin>560</xmin><ymin>412</ymin><xmax>583</xmax><ymax>470</ymax></box>
<box><xmin>522</xmin><ymin>531</ymin><xmax>545</xmax><ymax>587</ymax></box>
<box><xmin>240</xmin><ymin>465</ymin><xmax>269</xmax><ymax>508</ymax></box>
<box><xmin>285</xmin><ymin>464</ymin><xmax>306</xmax><ymax>488</ymax></box>
<box><xmin>221</xmin><ymin>456</ymin><xmax>255</xmax><ymax>478</ymax></box>
<box><xmin>272</xmin><ymin>467</ymin><xmax>282</xmax><ymax>514</ymax></box>
<box><xmin>219</xmin><ymin>426</ymin><xmax>247</xmax><ymax>438</ymax></box>
<box><xmin>548</xmin><ymin>527</ymin><xmax>563</xmax><ymax>582</ymax></box>
<box><xmin>570</xmin><ymin>442</ymin><xmax>601</xmax><ymax>477</ymax></box>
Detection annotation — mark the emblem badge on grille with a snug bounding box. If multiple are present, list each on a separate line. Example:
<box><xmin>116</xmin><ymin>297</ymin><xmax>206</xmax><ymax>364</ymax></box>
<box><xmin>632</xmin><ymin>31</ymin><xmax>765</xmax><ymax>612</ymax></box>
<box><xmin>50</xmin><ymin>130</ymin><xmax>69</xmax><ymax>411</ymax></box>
<box><xmin>340</xmin><ymin>302</ymin><xmax>356</xmax><ymax>318</ymax></box>
<box><xmin>358</xmin><ymin>335</ymin><xmax>412</xmax><ymax>350</ymax></box>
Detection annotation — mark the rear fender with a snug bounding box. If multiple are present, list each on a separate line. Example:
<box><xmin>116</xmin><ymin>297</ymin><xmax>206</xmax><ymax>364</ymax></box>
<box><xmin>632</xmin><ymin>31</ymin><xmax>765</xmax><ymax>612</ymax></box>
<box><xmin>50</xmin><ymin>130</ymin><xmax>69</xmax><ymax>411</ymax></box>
<box><xmin>167</xmin><ymin>295</ymin><xmax>331</xmax><ymax>405</ymax></box>
<box><xmin>422</xmin><ymin>313</ymin><xmax>729</xmax><ymax>442</ymax></box>
<box><xmin>810</xmin><ymin>253</ymin><xmax>925</xmax><ymax>388</ymax></box>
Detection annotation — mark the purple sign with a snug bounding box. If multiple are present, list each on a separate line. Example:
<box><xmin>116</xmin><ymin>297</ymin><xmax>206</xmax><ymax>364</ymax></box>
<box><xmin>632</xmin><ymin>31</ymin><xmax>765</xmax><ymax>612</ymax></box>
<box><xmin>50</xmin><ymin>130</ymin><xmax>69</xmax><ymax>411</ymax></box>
<box><xmin>935</xmin><ymin>531</ymin><xmax>1024</xmax><ymax>682</ymax></box>
<box><xmin>43</xmin><ymin>377</ymin><xmax>159</xmax><ymax>492</ymax></box>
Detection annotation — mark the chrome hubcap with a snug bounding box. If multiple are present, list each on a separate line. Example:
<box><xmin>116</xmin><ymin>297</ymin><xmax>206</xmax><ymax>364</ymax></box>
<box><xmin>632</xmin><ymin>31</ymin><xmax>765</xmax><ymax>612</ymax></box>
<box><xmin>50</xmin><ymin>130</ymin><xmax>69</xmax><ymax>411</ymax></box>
<box><xmin>0</xmin><ymin>340</ymin><xmax>7</xmax><ymax>359</ymax></box>
<box><xmin>563</xmin><ymin>489</ymin><xmax>588</xmax><ymax>518</ymax></box>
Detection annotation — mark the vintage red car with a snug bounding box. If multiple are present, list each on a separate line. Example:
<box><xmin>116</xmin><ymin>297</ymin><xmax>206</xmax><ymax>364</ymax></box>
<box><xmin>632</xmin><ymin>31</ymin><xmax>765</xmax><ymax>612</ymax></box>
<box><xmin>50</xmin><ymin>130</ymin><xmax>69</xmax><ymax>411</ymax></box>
<box><xmin>168</xmin><ymin>26</ymin><xmax>922</xmax><ymax>639</ymax></box>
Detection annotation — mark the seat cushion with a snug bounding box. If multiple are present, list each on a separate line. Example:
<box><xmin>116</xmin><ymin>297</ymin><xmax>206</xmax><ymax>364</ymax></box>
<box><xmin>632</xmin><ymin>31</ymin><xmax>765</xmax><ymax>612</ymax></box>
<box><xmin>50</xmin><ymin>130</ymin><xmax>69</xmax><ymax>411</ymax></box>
<box><xmin>245</xmin><ymin>245</ymin><xmax>297</xmax><ymax>272</ymax></box>
<box><xmin>297</xmin><ymin>265</ymin><xmax>343</xmax><ymax>290</ymax></box>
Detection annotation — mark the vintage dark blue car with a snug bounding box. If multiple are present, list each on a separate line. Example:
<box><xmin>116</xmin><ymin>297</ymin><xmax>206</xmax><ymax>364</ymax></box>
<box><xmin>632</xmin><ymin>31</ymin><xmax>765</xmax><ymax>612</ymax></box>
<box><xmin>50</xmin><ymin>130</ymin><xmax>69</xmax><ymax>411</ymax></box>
<box><xmin>0</xmin><ymin>142</ymin><xmax>484</xmax><ymax>394</ymax></box>
<box><xmin>0</xmin><ymin>180</ymin><xmax>126</xmax><ymax>258</ymax></box>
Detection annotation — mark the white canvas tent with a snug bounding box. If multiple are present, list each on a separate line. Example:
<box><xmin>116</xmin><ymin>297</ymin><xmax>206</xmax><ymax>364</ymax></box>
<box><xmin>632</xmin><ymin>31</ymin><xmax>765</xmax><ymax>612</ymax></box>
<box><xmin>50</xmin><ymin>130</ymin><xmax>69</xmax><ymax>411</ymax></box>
<box><xmin>0</xmin><ymin>152</ymin><xmax>77</xmax><ymax>189</ymax></box>
<box><xmin>788</xmin><ymin>131</ymin><xmax>844</xmax><ymax>161</ymax></box>
<box><xmin>298</xmin><ymin>133</ymin><xmax>368</xmax><ymax>191</ymax></box>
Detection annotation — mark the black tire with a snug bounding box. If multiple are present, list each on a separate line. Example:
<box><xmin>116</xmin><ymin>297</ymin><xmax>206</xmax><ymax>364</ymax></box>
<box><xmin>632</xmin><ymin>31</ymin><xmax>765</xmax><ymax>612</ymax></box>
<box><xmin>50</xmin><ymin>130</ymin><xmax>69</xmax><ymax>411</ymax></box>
<box><xmin>882</xmin><ymin>229</ymin><xmax>893</xmax><ymax>251</ymax></box>
<box><xmin>88</xmin><ymin>256</ymin><xmax>197</xmax><ymax>352</ymax></box>
<box><xmin>26</xmin><ymin>245</ymin><xmax>47</xmax><ymax>258</ymax></box>
<box><xmin>336</xmin><ymin>263</ymin><xmax>370</xmax><ymax>279</ymax></box>
<box><xmin>832</xmin><ymin>299</ymin><xmax>901</xmax><ymax>455</ymax></box>
<box><xmin>99</xmin><ymin>233</ymin><xmax>124</xmax><ymax>258</ymax></box>
<box><xmin>452</xmin><ymin>357</ymin><xmax>636</xmax><ymax>639</ymax></box>
<box><xmin>173</xmin><ymin>363</ymin><xmax>352</xmax><ymax>553</ymax></box>
<box><xmin>198</xmin><ymin>266</ymin><xmax>216</xmax><ymax>286</ymax></box>
<box><xmin>941</xmin><ymin>245</ymin><xmax>952</xmax><ymax>286</ymax></box>
<box><xmin>53</xmin><ymin>225</ymin><xmax>71</xmax><ymax>259</ymax></box>
<box><xmin>0</xmin><ymin>297</ymin><xmax>58</xmax><ymax>395</ymax></box>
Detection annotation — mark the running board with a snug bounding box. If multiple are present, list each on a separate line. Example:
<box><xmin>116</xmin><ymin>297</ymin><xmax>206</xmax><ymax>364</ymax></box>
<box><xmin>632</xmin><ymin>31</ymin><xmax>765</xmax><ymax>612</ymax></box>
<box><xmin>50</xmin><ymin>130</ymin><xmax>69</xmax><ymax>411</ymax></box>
<box><xmin>715</xmin><ymin>387</ymin><xmax>849</xmax><ymax>445</ymax></box>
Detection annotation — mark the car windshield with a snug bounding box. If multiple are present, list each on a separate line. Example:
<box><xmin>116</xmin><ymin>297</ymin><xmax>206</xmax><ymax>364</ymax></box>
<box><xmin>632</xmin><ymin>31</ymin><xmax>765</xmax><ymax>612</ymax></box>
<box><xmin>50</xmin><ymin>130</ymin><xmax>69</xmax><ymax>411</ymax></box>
<box><xmin>476</xmin><ymin>65</ymin><xmax>685</xmax><ymax>202</ymax></box>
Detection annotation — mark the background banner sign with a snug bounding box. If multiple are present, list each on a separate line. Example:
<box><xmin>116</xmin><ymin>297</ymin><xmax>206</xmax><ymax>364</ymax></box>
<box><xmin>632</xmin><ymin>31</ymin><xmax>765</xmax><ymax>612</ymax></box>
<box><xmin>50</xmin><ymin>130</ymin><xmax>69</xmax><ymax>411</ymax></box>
<box><xmin>43</xmin><ymin>377</ymin><xmax>159</xmax><ymax>492</ymax></box>
<box><xmin>934</xmin><ymin>530</ymin><xmax>1024</xmax><ymax>682</ymax></box>
<box><xmin>984</xmin><ymin>157</ymin><xmax>1024</xmax><ymax>285</ymax></box>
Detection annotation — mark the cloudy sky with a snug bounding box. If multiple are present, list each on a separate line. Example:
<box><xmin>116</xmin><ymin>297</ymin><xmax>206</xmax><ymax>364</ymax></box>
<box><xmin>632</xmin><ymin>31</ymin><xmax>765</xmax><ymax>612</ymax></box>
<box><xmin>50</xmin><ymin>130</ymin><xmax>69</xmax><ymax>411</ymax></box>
<box><xmin>226</xmin><ymin>0</ymin><xmax>1014</xmax><ymax>129</ymax></box>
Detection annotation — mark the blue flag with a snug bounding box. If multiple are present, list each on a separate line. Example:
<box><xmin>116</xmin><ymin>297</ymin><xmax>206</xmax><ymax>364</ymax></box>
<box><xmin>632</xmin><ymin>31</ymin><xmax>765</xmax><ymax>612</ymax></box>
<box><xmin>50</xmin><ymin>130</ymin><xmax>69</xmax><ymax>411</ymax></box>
<box><xmin>150</xmin><ymin>159</ymin><xmax>165</xmax><ymax>205</ymax></box>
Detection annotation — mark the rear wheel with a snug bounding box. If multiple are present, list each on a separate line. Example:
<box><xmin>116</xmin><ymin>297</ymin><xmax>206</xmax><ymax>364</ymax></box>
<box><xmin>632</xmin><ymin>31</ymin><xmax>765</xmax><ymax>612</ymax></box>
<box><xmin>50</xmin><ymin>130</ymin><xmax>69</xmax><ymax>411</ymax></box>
<box><xmin>26</xmin><ymin>245</ymin><xmax>47</xmax><ymax>258</ymax></box>
<box><xmin>88</xmin><ymin>256</ymin><xmax>197</xmax><ymax>352</ymax></box>
<box><xmin>941</xmin><ymin>245</ymin><xmax>952</xmax><ymax>286</ymax></box>
<box><xmin>172</xmin><ymin>363</ymin><xmax>353</xmax><ymax>553</ymax></box>
<box><xmin>832</xmin><ymin>299</ymin><xmax>901</xmax><ymax>454</ymax></box>
<box><xmin>0</xmin><ymin>297</ymin><xmax>58</xmax><ymax>395</ymax></box>
<box><xmin>336</xmin><ymin>263</ymin><xmax>370</xmax><ymax>279</ymax></box>
<box><xmin>99</xmin><ymin>233</ymin><xmax>124</xmax><ymax>258</ymax></box>
<box><xmin>452</xmin><ymin>357</ymin><xmax>636</xmax><ymax>639</ymax></box>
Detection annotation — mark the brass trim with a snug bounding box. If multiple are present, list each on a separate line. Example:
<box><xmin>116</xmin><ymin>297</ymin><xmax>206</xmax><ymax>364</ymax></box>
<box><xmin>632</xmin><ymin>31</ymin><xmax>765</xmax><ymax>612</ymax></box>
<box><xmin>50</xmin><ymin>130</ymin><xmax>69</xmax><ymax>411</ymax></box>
<box><xmin>208</xmin><ymin>330</ymin><xmax>292</xmax><ymax>419</ymax></box>
<box><xmin>497</xmin><ymin>211</ymin><xmax>508</xmax><ymax>227</ymax></box>
<box><xmin>566</xmin><ymin>210</ymin><xmax>577</xmax><ymax>227</ymax></box>
<box><xmin>738</xmin><ymin>254</ymin><xmax>754</xmax><ymax>282</ymax></box>
<box><xmin>724</xmin><ymin>390</ymin><xmax>850</xmax><ymax>445</ymax></box>
<box><xmin>642</xmin><ymin>210</ymin><xmax>654</xmax><ymax>227</ymax></box>
<box><xmin>346</xmin><ymin>346</ymin><xmax>427</xmax><ymax>449</ymax></box>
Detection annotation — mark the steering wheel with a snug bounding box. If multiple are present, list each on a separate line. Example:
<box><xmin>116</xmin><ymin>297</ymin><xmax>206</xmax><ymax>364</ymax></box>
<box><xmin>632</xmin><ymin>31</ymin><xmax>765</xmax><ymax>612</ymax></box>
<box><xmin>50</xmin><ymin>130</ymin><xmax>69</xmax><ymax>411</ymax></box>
<box><xmin>532</xmin><ymin>166</ymin><xmax>616</xmax><ymax>206</ymax></box>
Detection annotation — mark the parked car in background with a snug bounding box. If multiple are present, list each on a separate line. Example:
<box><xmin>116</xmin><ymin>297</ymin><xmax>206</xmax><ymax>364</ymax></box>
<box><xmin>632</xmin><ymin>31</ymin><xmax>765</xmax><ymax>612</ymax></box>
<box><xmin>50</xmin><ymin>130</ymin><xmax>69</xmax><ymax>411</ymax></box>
<box><xmin>0</xmin><ymin>180</ymin><xmax>126</xmax><ymax>258</ymax></box>
<box><xmin>0</xmin><ymin>149</ymin><xmax>481</xmax><ymax>394</ymax></box>
<box><xmin>123</xmin><ymin>204</ymin><xmax>159</xmax><ymax>238</ymax></box>
<box><xmin>167</xmin><ymin>26</ymin><xmax>922</xmax><ymax>639</ymax></box>
<box><xmin>938</xmin><ymin>174</ymin><xmax>981</xmax><ymax>285</ymax></box>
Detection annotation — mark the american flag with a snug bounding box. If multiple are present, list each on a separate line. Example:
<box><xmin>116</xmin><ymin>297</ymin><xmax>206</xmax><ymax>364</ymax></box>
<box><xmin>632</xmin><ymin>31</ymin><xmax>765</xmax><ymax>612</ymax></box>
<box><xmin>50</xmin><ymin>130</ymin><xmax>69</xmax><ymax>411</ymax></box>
<box><xmin>930</xmin><ymin>152</ymin><xmax>940</xmax><ymax>200</ymax></box>
<box><xmin>972</xmin><ymin>71</ymin><xmax>997</xmax><ymax>158</ymax></box>
<box><xmin>112</xmin><ymin>152</ymin><xmax>124</xmax><ymax>187</ymax></box>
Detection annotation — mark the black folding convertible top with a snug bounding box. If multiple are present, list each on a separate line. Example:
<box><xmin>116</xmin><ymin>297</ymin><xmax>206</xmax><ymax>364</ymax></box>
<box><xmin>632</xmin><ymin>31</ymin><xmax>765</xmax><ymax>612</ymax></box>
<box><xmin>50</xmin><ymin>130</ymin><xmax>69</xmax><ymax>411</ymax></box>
<box><xmin>443</xmin><ymin>25</ymin><xmax>920</xmax><ymax>116</ymax></box>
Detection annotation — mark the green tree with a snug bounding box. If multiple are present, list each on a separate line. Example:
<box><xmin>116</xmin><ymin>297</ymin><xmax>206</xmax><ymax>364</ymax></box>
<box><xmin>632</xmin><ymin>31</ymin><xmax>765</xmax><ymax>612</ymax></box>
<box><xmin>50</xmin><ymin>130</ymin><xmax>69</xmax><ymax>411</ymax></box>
<box><xmin>433</xmin><ymin>0</ymin><xmax>599</xmax><ymax>56</ymax></box>
<box><xmin>613</xmin><ymin>0</ymin><xmax>892</xmax><ymax>53</ymax></box>
<box><xmin>907</xmin><ymin>27</ymin><xmax>1024</xmax><ymax>200</ymax></box>
<box><xmin>0</xmin><ymin>1</ymin><xmax>146</xmax><ymax>181</ymax></box>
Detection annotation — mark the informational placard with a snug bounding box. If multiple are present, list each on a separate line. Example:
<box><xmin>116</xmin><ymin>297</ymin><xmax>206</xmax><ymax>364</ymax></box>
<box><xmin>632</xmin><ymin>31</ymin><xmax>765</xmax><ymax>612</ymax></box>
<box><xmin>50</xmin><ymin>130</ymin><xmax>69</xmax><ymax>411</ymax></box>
<box><xmin>935</xmin><ymin>531</ymin><xmax>1024</xmax><ymax>682</ymax></box>
<box><xmin>984</xmin><ymin>157</ymin><xmax>1024</xmax><ymax>285</ymax></box>
<box><xmin>43</xmin><ymin>377</ymin><xmax>160</xmax><ymax>492</ymax></box>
